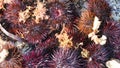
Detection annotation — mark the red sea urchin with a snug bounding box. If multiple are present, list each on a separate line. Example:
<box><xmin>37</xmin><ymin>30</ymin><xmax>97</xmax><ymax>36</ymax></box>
<box><xmin>84</xmin><ymin>43</ymin><xmax>101</xmax><ymax>56</ymax></box>
<box><xmin>22</xmin><ymin>48</ymin><xmax>43</xmax><ymax>68</ymax></box>
<box><xmin>78</xmin><ymin>10</ymin><xmax>95</xmax><ymax>35</ymax></box>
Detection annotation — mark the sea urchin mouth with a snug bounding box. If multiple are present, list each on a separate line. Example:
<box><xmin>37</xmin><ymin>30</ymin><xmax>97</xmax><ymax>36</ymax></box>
<box><xmin>48</xmin><ymin>2</ymin><xmax>64</xmax><ymax>18</ymax></box>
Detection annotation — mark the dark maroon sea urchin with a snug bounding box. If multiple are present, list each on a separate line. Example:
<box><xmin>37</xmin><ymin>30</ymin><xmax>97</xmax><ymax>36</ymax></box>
<box><xmin>88</xmin><ymin>0</ymin><xmax>111</xmax><ymax>21</ymax></box>
<box><xmin>102</xmin><ymin>21</ymin><xmax>120</xmax><ymax>46</ymax></box>
<box><xmin>24</xmin><ymin>22</ymin><xmax>51</xmax><ymax>44</ymax></box>
<box><xmin>3</xmin><ymin>0</ymin><xmax>23</xmax><ymax>24</ymax></box>
<box><xmin>102</xmin><ymin>21</ymin><xmax>120</xmax><ymax>59</ymax></box>
<box><xmin>86</xmin><ymin>46</ymin><xmax>112</xmax><ymax>68</ymax></box>
<box><xmin>22</xmin><ymin>48</ymin><xmax>43</xmax><ymax>68</ymax></box>
<box><xmin>47</xmin><ymin>0</ymin><xmax>79</xmax><ymax>30</ymax></box>
<box><xmin>47</xmin><ymin>0</ymin><xmax>70</xmax><ymax>30</ymax></box>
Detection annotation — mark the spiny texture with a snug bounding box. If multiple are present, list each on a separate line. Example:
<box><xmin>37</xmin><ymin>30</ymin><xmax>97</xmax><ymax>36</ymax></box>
<box><xmin>0</xmin><ymin>43</ymin><xmax>23</xmax><ymax>68</ymax></box>
<box><xmin>65</xmin><ymin>23</ymin><xmax>79</xmax><ymax>37</ymax></box>
<box><xmin>47</xmin><ymin>1</ymin><xmax>70</xmax><ymax>30</ymax></box>
<box><xmin>88</xmin><ymin>0</ymin><xmax>111</xmax><ymax>21</ymax></box>
<box><xmin>86</xmin><ymin>46</ymin><xmax>112</xmax><ymax>68</ymax></box>
<box><xmin>47</xmin><ymin>0</ymin><xmax>79</xmax><ymax>30</ymax></box>
<box><xmin>37</xmin><ymin>36</ymin><xmax>58</xmax><ymax>49</ymax></box>
<box><xmin>49</xmin><ymin>48</ymin><xmax>86</xmax><ymax>68</ymax></box>
<box><xmin>91</xmin><ymin>46</ymin><xmax>112</xmax><ymax>62</ymax></box>
<box><xmin>0</xmin><ymin>0</ymin><xmax>120</xmax><ymax>68</ymax></box>
<box><xmin>87</xmin><ymin>60</ymin><xmax>104</xmax><ymax>68</ymax></box>
<box><xmin>23</xmin><ymin>23</ymin><xmax>50</xmax><ymax>44</ymax></box>
<box><xmin>4</xmin><ymin>0</ymin><xmax>23</xmax><ymax>24</ymax></box>
<box><xmin>84</xmin><ymin>43</ymin><xmax>101</xmax><ymax>56</ymax></box>
<box><xmin>72</xmin><ymin>31</ymin><xmax>85</xmax><ymax>46</ymax></box>
<box><xmin>22</xmin><ymin>40</ymin><xmax>58</xmax><ymax>68</ymax></box>
<box><xmin>102</xmin><ymin>21</ymin><xmax>120</xmax><ymax>59</ymax></box>
<box><xmin>23</xmin><ymin>49</ymin><xmax>43</xmax><ymax>68</ymax></box>
<box><xmin>102</xmin><ymin>21</ymin><xmax>120</xmax><ymax>45</ymax></box>
<box><xmin>78</xmin><ymin>10</ymin><xmax>95</xmax><ymax>35</ymax></box>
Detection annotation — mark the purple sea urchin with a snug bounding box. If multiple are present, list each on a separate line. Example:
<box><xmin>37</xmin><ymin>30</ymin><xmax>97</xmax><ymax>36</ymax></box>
<box><xmin>80</xmin><ymin>41</ymin><xmax>113</xmax><ymax>68</ymax></box>
<box><xmin>102</xmin><ymin>21</ymin><xmax>120</xmax><ymax>59</ymax></box>
<box><xmin>86</xmin><ymin>46</ymin><xmax>112</xmax><ymax>68</ymax></box>
<box><xmin>92</xmin><ymin>47</ymin><xmax>112</xmax><ymax>63</ymax></box>
<box><xmin>102</xmin><ymin>21</ymin><xmax>120</xmax><ymax>45</ymax></box>
<box><xmin>50</xmin><ymin>48</ymin><xmax>86</xmax><ymax>68</ymax></box>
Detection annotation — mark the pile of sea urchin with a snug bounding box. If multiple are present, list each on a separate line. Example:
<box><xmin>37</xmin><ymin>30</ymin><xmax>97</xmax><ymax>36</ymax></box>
<box><xmin>0</xmin><ymin>0</ymin><xmax>120</xmax><ymax>68</ymax></box>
